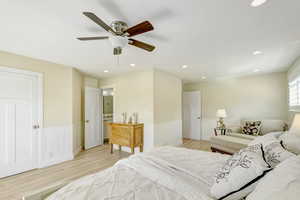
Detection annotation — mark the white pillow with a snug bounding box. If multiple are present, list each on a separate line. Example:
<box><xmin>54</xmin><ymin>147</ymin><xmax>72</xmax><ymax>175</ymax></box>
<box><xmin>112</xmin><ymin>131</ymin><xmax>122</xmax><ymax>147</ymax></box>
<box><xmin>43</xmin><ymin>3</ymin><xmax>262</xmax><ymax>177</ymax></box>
<box><xmin>279</xmin><ymin>133</ymin><xmax>300</xmax><ymax>155</ymax></box>
<box><xmin>247</xmin><ymin>155</ymin><xmax>300</xmax><ymax>200</ymax></box>
<box><xmin>248</xmin><ymin>131</ymin><xmax>284</xmax><ymax>146</ymax></box>
<box><xmin>262</xmin><ymin>139</ymin><xmax>295</xmax><ymax>168</ymax></box>
<box><xmin>248</xmin><ymin>134</ymin><xmax>276</xmax><ymax>146</ymax></box>
<box><xmin>210</xmin><ymin>144</ymin><xmax>271</xmax><ymax>200</ymax></box>
<box><xmin>248</xmin><ymin>133</ymin><xmax>295</xmax><ymax>168</ymax></box>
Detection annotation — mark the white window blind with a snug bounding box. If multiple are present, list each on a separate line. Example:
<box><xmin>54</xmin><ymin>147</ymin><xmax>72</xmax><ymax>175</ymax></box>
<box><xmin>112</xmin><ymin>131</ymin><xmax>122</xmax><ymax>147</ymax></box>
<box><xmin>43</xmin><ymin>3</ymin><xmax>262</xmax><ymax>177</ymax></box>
<box><xmin>289</xmin><ymin>77</ymin><xmax>300</xmax><ymax>107</ymax></box>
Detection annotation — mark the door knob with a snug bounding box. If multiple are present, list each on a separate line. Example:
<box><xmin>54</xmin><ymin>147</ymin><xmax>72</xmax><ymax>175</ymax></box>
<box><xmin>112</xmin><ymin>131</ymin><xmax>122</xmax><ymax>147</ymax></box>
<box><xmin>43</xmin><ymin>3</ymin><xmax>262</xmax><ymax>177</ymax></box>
<box><xmin>33</xmin><ymin>125</ymin><xmax>40</xmax><ymax>129</ymax></box>
<box><xmin>197</xmin><ymin>117</ymin><xmax>201</xmax><ymax>119</ymax></box>
<box><xmin>85</xmin><ymin>120</ymin><xmax>90</xmax><ymax>123</ymax></box>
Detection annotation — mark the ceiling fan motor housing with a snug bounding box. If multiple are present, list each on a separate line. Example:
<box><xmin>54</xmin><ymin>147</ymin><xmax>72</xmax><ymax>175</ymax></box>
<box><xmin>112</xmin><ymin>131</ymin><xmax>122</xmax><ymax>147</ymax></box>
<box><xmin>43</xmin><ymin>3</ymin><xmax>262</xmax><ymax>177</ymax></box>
<box><xmin>111</xmin><ymin>21</ymin><xmax>128</xmax><ymax>35</ymax></box>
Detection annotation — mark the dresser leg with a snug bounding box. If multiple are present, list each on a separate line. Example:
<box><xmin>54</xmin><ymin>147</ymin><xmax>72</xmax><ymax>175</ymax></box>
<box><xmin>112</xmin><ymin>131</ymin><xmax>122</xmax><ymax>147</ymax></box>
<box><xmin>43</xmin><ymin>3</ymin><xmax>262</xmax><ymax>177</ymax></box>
<box><xmin>110</xmin><ymin>144</ymin><xmax>113</xmax><ymax>154</ymax></box>
<box><xmin>140</xmin><ymin>145</ymin><xmax>143</xmax><ymax>152</ymax></box>
<box><xmin>119</xmin><ymin>145</ymin><xmax>122</xmax><ymax>151</ymax></box>
<box><xmin>131</xmin><ymin>147</ymin><xmax>135</xmax><ymax>154</ymax></box>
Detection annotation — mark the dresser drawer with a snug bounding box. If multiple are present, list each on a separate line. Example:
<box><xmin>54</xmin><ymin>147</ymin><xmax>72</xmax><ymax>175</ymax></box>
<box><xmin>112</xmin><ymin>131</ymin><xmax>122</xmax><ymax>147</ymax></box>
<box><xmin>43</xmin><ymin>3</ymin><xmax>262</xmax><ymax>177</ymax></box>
<box><xmin>109</xmin><ymin>123</ymin><xmax>144</xmax><ymax>154</ymax></box>
<box><xmin>110</xmin><ymin>135</ymin><xmax>130</xmax><ymax>146</ymax></box>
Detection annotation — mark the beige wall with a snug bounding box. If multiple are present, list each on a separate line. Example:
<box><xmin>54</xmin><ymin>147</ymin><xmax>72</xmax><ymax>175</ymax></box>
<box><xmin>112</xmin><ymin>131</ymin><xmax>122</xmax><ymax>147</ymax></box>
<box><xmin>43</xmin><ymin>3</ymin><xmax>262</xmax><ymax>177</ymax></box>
<box><xmin>99</xmin><ymin>70</ymin><xmax>183</xmax><ymax>151</ymax></box>
<box><xmin>99</xmin><ymin>70</ymin><xmax>155</xmax><ymax>151</ymax></box>
<box><xmin>0</xmin><ymin>50</ymin><xmax>74</xmax><ymax>127</ymax></box>
<box><xmin>84</xmin><ymin>76</ymin><xmax>99</xmax><ymax>88</ymax></box>
<box><xmin>154</xmin><ymin>70</ymin><xmax>182</xmax><ymax>146</ymax></box>
<box><xmin>184</xmin><ymin>72</ymin><xmax>288</xmax><ymax>140</ymax></box>
<box><xmin>72</xmin><ymin>69</ymin><xmax>84</xmax><ymax>153</ymax></box>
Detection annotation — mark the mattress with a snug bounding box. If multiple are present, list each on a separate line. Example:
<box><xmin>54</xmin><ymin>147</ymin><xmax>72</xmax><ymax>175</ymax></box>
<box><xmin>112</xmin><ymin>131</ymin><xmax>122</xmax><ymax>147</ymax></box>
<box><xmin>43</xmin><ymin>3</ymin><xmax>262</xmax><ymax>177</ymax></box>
<box><xmin>46</xmin><ymin>146</ymin><xmax>230</xmax><ymax>200</ymax></box>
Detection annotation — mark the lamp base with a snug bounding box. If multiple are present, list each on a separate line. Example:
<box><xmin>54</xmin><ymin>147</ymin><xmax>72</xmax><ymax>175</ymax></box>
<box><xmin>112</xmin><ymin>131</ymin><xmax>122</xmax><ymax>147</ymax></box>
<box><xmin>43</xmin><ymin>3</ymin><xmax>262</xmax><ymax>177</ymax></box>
<box><xmin>217</xmin><ymin>118</ymin><xmax>226</xmax><ymax>129</ymax></box>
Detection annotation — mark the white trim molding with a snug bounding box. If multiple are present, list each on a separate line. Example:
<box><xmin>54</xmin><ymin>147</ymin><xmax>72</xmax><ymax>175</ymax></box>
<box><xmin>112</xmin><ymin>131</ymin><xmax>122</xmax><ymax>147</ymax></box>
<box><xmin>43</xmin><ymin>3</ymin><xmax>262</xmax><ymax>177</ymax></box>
<box><xmin>39</xmin><ymin>125</ymin><xmax>74</xmax><ymax>168</ymax></box>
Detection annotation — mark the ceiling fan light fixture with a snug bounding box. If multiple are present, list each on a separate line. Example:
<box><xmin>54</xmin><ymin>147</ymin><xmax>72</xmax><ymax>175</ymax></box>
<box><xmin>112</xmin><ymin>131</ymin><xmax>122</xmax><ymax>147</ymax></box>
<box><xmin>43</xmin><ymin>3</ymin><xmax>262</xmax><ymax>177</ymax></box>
<box><xmin>78</xmin><ymin>12</ymin><xmax>156</xmax><ymax>55</ymax></box>
<box><xmin>109</xmin><ymin>36</ymin><xmax>128</xmax><ymax>48</ymax></box>
<box><xmin>251</xmin><ymin>0</ymin><xmax>267</xmax><ymax>7</ymax></box>
<box><xmin>104</xmin><ymin>70</ymin><xmax>109</xmax><ymax>73</ymax></box>
<box><xmin>130</xmin><ymin>64</ymin><xmax>136</xmax><ymax>67</ymax></box>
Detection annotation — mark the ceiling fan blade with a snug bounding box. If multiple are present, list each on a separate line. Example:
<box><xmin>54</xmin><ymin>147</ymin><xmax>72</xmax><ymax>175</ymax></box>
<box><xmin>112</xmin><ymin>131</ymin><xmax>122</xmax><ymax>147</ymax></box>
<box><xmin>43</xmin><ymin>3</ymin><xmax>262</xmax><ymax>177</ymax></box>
<box><xmin>125</xmin><ymin>21</ymin><xmax>154</xmax><ymax>37</ymax></box>
<box><xmin>128</xmin><ymin>39</ymin><xmax>155</xmax><ymax>52</ymax></box>
<box><xmin>83</xmin><ymin>12</ymin><xmax>116</xmax><ymax>34</ymax></box>
<box><xmin>77</xmin><ymin>36</ymin><xmax>109</xmax><ymax>41</ymax></box>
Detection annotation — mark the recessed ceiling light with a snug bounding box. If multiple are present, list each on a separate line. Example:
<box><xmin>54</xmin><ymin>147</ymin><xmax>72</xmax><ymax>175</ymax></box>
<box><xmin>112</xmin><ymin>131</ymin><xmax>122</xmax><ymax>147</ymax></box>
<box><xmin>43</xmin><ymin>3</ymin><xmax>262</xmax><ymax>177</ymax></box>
<box><xmin>253</xmin><ymin>69</ymin><xmax>260</xmax><ymax>73</ymax></box>
<box><xmin>130</xmin><ymin>64</ymin><xmax>136</xmax><ymax>67</ymax></box>
<box><xmin>202</xmin><ymin>76</ymin><xmax>206</xmax><ymax>79</ymax></box>
<box><xmin>251</xmin><ymin>0</ymin><xmax>267</xmax><ymax>7</ymax></box>
<box><xmin>253</xmin><ymin>51</ymin><xmax>262</xmax><ymax>55</ymax></box>
<box><xmin>182</xmin><ymin>65</ymin><xmax>188</xmax><ymax>69</ymax></box>
<box><xmin>104</xmin><ymin>70</ymin><xmax>109</xmax><ymax>73</ymax></box>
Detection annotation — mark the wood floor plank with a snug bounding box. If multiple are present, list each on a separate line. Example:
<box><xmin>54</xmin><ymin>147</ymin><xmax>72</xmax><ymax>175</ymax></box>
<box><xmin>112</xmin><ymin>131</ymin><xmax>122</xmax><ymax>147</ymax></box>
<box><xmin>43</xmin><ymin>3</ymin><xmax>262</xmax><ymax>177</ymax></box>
<box><xmin>0</xmin><ymin>139</ymin><xmax>211</xmax><ymax>200</ymax></box>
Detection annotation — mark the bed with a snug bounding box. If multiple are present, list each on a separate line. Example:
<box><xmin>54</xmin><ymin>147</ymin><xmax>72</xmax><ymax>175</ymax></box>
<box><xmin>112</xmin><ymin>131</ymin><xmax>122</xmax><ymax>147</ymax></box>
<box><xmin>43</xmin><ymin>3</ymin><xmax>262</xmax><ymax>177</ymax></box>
<box><xmin>44</xmin><ymin>147</ymin><xmax>230</xmax><ymax>200</ymax></box>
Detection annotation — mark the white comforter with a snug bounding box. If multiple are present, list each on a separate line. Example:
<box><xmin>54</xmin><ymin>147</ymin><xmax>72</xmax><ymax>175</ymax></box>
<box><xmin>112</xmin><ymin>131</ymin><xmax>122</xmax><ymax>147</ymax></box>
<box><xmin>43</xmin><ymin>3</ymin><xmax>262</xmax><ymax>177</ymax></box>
<box><xmin>46</xmin><ymin>147</ymin><xmax>230</xmax><ymax>200</ymax></box>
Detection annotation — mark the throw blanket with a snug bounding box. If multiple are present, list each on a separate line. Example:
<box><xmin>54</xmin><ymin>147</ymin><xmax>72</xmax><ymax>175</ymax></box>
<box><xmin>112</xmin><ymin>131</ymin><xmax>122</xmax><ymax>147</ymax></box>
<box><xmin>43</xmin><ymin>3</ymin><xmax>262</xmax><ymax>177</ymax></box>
<box><xmin>46</xmin><ymin>147</ymin><xmax>230</xmax><ymax>200</ymax></box>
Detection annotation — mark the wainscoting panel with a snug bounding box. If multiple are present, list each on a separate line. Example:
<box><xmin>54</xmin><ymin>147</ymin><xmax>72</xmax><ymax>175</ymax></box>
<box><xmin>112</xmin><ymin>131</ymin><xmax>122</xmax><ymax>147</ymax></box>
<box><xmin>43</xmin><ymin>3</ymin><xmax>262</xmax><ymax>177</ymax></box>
<box><xmin>73</xmin><ymin>122</ymin><xmax>83</xmax><ymax>156</ymax></box>
<box><xmin>39</xmin><ymin>126</ymin><xmax>74</xmax><ymax>168</ymax></box>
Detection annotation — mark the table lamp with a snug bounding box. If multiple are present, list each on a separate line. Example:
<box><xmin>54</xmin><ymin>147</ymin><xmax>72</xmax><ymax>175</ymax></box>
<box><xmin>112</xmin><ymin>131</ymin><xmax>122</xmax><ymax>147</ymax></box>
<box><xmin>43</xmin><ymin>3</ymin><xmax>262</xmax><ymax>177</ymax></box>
<box><xmin>216</xmin><ymin>109</ymin><xmax>227</xmax><ymax>129</ymax></box>
<box><xmin>289</xmin><ymin>113</ymin><xmax>300</xmax><ymax>134</ymax></box>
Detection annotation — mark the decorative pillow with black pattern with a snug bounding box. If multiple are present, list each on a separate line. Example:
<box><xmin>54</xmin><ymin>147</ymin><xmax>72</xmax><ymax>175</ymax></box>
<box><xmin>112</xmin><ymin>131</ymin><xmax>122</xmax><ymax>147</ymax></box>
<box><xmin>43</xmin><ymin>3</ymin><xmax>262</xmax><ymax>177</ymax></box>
<box><xmin>261</xmin><ymin>139</ymin><xmax>295</xmax><ymax>168</ymax></box>
<box><xmin>242</xmin><ymin>121</ymin><xmax>262</xmax><ymax>136</ymax></box>
<box><xmin>210</xmin><ymin>144</ymin><xmax>271</xmax><ymax>200</ymax></box>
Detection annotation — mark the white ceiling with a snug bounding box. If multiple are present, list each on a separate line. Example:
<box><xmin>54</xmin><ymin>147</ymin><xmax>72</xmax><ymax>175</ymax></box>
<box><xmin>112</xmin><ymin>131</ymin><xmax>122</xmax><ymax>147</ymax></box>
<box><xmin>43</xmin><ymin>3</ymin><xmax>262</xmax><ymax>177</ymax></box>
<box><xmin>1</xmin><ymin>0</ymin><xmax>300</xmax><ymax>82</ymax></box>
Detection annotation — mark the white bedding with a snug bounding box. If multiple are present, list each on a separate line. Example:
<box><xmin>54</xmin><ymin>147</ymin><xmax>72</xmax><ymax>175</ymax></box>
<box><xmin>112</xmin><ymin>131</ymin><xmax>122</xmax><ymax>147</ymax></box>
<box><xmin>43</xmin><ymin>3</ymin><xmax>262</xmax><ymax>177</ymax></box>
<box><xmin>46</xmin><ymin>147</ymin><xmax>230</xmax><ymax>200</ymax></box>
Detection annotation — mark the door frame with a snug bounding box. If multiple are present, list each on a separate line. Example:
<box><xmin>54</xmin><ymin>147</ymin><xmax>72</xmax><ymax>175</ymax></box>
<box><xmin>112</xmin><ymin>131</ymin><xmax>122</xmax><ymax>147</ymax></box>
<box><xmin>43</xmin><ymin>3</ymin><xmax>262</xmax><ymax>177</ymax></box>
<box><xmin>182</xmin><ymin>91</ymin><xmax>202</xmax><ymax>140</ymax></box>
<box><xmin>100</xmin><ymin>84</ymin><xmax>116</xmax><ymax>121</ymax></box>
<box><xmin>0</xmin><ymin>66</ymin><xmax>43</xmax><ymax>169</ymax></box>
<box><xmin>100</xmin><ymin>85</ymin><xmax>115</xmax><ymax>142</ymax></box>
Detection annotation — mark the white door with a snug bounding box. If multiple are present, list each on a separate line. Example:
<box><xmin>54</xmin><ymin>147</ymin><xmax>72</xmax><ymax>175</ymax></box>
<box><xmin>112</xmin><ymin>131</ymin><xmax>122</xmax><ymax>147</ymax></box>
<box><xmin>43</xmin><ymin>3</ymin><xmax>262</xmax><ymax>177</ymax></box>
<box><xmin>183</xmin><ymin>91</ymin><xmax>201</xmax><ymax>140</ymax></box>
<box><xmin>85</xmin><ymin>87</ymin><xmax>102</xmax><ymax>149</ymax></box>
<box><xmin>0</xmin><ymin>68</ymin><xmax>41</xmax><ymax>178</ymax></box>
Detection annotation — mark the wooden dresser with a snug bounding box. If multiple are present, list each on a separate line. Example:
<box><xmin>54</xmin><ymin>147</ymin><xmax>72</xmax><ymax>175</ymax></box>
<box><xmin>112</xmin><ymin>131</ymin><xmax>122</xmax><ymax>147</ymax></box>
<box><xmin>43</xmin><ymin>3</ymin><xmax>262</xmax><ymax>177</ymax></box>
<box><xmin>108</xmin><ymin>123</ymin><xmax>144</xmax><ymax>154</ymax></box>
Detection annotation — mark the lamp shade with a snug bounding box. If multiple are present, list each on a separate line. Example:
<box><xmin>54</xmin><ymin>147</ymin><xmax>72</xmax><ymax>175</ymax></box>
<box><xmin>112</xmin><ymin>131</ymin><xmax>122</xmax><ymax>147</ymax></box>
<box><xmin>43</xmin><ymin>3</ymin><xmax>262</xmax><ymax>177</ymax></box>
<box><xmin>216</xmin><ymin>109</ymin><xmax>227</xmax><ymax>118</ymax></box>
<box><xmin>289</xmin><ymin>114</ymin><xmax>300</xmax><ymax>134</ymax></box>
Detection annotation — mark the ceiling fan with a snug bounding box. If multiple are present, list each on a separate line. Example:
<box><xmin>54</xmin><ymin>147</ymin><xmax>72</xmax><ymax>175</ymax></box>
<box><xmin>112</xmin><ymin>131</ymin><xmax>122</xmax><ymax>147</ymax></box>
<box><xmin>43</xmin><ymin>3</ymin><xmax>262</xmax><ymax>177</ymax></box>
<box><xmin>77</xmin><ymin>12</ymin><xmax>155</xmax><ymax>55</ymax></box>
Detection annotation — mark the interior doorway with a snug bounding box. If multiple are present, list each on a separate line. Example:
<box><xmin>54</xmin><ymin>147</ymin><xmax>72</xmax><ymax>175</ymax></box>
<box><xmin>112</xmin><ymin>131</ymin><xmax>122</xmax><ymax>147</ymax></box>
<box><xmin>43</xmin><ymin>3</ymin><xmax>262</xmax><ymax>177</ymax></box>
<box><xmin>182</xmin><ymin>91</ymin><xmax>202</xmax><ymax>140</ymax></box>
<box><xmin>102</xmin><ymin>88</ymin><xmax>114</xmax><ymax>143</ymax></box>
<box><xmin>84</xmin><ymin>87</ymin><xmax>102</xmax><ymax>149</ymax></box>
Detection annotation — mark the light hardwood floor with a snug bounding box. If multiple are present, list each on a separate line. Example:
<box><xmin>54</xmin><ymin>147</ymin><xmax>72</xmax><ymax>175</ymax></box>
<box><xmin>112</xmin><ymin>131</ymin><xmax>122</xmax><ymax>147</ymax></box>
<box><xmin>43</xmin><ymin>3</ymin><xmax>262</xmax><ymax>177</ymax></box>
<box><xmin>0</xmin><ymin>139</ymin><xmax>211</xmax><ymax>200</ymax></box>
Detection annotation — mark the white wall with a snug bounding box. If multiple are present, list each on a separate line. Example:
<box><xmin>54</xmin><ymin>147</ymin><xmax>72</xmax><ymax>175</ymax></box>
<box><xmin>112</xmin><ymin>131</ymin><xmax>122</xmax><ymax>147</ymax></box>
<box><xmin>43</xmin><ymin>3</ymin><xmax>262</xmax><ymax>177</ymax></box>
<box><xmin>184</xmin><ymin>72</ymin><xmax>288</xmax><ymax>140</ymax></box>
<box><xmin>154</xmin><ymin>70</ymin><xmax>182</xmax><ymax>146</ymax></box>
<box><xmin>99</xmin><ymin>71</ymin><xmax>155</xmax><ymax>152</ymax></box>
